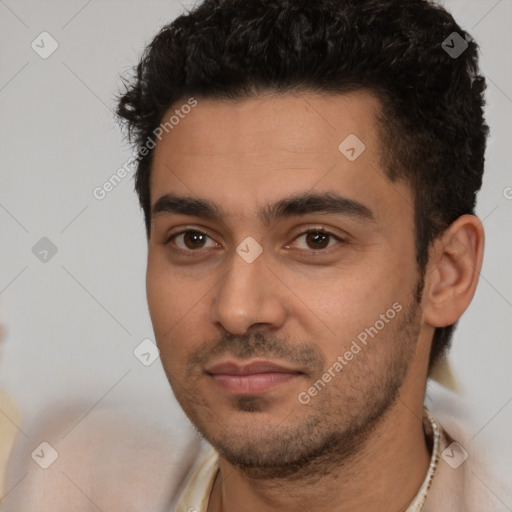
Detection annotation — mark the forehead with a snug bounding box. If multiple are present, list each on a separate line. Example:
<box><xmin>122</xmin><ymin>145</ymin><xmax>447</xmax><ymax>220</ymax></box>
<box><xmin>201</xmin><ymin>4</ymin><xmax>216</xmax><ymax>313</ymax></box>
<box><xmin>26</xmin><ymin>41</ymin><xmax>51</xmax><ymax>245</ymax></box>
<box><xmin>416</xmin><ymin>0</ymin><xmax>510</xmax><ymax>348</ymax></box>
<box><xmin>149</xmin><ymin>91</ymin><xmax>413</xmax><ymax>227</ymax></box>
<box><xmin>153</xmin><ymin>90</ymin><xmax>381</xmax><ymax>159</ymax></box>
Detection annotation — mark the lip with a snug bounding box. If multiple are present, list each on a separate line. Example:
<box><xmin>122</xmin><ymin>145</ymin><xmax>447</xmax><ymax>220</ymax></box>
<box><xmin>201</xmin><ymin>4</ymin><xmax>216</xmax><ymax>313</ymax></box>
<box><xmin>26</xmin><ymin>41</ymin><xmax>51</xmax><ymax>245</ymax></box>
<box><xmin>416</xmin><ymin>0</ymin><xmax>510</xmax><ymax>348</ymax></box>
<box><xmin>205</xmin><ymin>359</ymin><xmax>303</xmax><ymax>375</ymax></box>
<box><xmin>205</xmin><ymin>359</ymin><xmax>304</xmax><ymax>395</ymax></box>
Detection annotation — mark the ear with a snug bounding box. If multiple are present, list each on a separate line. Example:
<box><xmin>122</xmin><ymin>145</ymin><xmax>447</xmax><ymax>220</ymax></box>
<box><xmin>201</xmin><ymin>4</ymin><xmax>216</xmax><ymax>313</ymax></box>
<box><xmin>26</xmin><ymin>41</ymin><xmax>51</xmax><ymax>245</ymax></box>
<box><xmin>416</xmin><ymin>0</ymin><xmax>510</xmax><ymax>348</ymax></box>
<box><xmin>422</xmin><ymin>214</ymin><xmax>485</xmax><ymax>328</ymax></box>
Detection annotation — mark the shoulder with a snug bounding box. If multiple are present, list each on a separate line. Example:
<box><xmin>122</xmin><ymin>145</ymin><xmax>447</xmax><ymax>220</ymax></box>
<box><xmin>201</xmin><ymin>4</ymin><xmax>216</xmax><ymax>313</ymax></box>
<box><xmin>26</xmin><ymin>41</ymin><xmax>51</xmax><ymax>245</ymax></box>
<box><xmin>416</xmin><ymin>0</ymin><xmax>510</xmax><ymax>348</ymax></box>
<box><xmin>424</xmin><ymin>390</ymin><xmax>512</xmax><ymax>511</ymax></box>
<box><xmin>3</xmin><ymin>403</ymin><xmax>204</xmax><ymax>511</ymax></box>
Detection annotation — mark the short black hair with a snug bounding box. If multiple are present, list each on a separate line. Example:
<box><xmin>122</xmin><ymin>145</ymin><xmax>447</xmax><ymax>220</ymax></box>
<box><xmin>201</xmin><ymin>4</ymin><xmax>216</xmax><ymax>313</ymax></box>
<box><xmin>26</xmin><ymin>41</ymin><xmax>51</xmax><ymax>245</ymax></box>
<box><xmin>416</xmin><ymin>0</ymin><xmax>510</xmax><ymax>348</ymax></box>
<box><xmin>116</xmin><ymin>0</ymin><xmax>489</xmax><ymax>372</ymax></box>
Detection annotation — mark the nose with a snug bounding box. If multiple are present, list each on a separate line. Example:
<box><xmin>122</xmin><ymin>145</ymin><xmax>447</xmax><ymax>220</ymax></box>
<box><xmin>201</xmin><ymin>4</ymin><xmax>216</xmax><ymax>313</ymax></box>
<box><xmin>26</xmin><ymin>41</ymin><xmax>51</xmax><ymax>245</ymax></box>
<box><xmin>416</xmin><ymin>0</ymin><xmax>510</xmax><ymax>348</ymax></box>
<box><xmin>210</xmin><ymin>246</ymin><xmax>288</xmax><ymax>336</ymax></box>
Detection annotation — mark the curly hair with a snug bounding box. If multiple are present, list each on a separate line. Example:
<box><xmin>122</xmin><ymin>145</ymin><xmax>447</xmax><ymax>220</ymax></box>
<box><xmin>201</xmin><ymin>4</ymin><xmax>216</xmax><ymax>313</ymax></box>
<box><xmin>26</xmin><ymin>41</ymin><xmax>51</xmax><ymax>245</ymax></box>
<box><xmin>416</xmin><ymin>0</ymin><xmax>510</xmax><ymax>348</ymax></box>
<box><xmin>115</xmin><ymin>0</ymin><xmax>489</xmax><ymax>372</ymax></box>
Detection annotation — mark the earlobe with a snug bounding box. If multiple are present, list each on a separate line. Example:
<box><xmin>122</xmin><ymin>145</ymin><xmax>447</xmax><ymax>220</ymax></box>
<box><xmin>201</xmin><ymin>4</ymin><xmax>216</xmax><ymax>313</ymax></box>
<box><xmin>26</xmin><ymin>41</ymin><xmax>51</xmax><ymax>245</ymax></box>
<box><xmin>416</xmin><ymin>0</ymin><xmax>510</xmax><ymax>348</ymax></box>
<box><xmin>423</xmin><ymin>215</ymin><xmax>485</xmax><ymax>328</ymax></box>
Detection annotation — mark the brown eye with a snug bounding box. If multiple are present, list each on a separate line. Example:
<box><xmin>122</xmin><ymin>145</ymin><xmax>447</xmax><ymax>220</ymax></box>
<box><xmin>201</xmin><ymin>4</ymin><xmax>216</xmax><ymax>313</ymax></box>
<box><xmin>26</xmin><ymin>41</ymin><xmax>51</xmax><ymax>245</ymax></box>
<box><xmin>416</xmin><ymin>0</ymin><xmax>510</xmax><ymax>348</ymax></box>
<box><xmin>293</xmin><ymin>230</ymin><xmax>342</xmax><ymax>251</ymax></box>
<box><xmin>168</xmin><ymin>230</ymin><xmax>217</xmax><ymax>251</ymax></box>
<box><xmin>184</xmin><ymin>231</ymin><xmax>207</xmax><ymax>249</ymax></box>
<box><xmin>305</xmin><ymin>231</ymin><xmax>330</xmax><ymax>249</ymax></box>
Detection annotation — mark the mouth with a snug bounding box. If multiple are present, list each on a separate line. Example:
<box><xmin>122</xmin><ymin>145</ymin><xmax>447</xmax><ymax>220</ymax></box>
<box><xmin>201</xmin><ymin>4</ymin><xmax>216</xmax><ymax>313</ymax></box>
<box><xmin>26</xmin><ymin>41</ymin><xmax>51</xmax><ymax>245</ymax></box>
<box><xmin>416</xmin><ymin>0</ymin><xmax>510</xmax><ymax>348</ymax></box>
<box><xmin>205</xmin><ymin>359</ymin><xmax>305</xmax><ymax>395</ymax></box>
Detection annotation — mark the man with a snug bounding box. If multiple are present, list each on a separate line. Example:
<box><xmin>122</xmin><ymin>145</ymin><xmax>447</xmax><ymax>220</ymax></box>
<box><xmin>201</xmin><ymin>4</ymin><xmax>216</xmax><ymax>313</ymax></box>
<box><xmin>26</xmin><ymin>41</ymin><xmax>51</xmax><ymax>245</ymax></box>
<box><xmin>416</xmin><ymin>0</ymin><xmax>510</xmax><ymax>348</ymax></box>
<box><xmin>112</xmin><ymin>0</ymin><xmax>506</xmax><ymax>509</ymax></box>
<box><xmin>3</xmin><ymin>0</ymin><xmax>507</xmax><ymax>511</ymax></box>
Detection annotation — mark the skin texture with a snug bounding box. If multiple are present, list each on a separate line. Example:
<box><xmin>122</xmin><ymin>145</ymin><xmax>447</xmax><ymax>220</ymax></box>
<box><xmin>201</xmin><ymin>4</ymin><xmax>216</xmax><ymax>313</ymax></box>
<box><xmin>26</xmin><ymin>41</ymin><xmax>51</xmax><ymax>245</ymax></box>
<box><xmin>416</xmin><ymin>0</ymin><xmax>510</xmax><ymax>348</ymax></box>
<box><xmin>146</xmin><ymin>90</ymin><xmax>484</xmax><ymax>512</ymax></box>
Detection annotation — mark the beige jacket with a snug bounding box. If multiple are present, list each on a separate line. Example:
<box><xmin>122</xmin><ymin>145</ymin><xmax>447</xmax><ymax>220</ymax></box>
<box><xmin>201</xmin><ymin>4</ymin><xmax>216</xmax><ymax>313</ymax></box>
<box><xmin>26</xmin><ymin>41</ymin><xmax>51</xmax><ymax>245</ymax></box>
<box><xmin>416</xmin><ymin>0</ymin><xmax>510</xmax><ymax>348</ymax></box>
<box><xmin>2</xmin><ymin>401</ymin><xmax>510</xmax><ymax>511</ymax></box>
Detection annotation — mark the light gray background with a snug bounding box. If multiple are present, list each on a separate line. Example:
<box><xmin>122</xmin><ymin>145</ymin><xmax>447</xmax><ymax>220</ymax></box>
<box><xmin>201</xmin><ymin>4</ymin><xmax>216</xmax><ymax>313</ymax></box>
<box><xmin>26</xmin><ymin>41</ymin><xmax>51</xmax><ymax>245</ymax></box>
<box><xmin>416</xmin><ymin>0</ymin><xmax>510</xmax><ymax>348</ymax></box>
<box><xmin>1</xmin><ymin>0</ymin><xmax>511</xmax><ymax>485</ymax></box>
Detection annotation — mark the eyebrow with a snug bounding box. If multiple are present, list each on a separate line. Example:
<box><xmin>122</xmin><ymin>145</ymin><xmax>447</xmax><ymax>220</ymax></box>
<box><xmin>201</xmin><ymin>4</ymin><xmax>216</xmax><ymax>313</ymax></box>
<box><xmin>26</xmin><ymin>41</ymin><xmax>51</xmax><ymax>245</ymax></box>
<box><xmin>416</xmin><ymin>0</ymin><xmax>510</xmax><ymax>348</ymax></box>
<box><xmin>151</xmin><ymin>191</ymin><xmax>375</xmax><ymax>225</ymax></box>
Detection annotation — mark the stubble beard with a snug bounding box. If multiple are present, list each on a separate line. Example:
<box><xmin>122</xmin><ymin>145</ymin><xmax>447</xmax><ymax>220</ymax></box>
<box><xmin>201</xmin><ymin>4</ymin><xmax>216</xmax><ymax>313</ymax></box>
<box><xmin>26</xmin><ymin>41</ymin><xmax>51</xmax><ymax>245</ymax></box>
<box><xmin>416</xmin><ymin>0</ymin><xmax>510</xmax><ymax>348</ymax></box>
<box><xmin>167</xmin><ymin>289</ymin><xmax>423</xmax><ymax>482</ymax></box>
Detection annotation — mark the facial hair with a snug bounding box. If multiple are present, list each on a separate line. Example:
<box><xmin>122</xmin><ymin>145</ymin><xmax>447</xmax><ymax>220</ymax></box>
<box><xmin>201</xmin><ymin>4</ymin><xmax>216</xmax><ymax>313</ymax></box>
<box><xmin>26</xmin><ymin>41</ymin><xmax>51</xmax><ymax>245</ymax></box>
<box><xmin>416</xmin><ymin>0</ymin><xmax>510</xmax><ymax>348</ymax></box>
<box><xmin>165</xmin><ymin>290</ymin><xmax>423</xmax><ymax>482</ymax></box>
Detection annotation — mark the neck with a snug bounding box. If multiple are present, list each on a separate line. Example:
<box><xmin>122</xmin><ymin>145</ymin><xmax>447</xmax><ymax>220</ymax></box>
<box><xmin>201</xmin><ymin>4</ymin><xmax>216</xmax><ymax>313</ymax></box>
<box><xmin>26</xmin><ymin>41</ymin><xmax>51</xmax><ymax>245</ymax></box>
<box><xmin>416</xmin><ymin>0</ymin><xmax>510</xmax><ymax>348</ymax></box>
<box><xmin>207</xmin><ymin>397</ymin><xmax>431</xmax><ymax>512</ymax></box>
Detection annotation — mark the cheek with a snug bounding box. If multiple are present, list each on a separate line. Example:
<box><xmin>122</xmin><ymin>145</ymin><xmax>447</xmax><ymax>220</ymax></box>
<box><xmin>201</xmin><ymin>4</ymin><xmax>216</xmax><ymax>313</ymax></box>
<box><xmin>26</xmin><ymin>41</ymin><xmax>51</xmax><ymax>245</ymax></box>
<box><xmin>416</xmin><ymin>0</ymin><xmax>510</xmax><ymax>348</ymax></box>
<box><xmin>146</xmin><ymin>254</ymin><xmax>189</xmax><ymax>351</ymax></box>
<box><xmin>291</xmin><ymin>258</ymin><xmax>413</xmax><ymax>350</ymax></box>
<box><xmin>146</xmin><ymin>249</ymin><xmax>194</xmax><ymax>323</ymax></box>
<box><xmin>146</xmin><ymin>263</ymin><xmax>172</xmax><ymax>333</ymax></box>
<box><xmin>146</xmin><ymin>256</ymin><xmax>210</xmax><ymax>366</ymax></box>
<box><xmin>146</xmin><ymin>273</ymin><xmax>186</xmax><ymax>375</ymax></box>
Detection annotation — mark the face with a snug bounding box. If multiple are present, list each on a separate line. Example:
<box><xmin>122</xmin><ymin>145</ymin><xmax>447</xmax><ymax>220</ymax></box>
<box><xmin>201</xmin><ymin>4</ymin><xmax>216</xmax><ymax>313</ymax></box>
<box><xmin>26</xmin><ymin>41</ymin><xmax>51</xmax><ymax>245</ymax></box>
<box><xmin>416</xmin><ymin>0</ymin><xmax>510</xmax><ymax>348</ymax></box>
<box><xmin>147</xmin><ymin>91</ymin><xmax>425</xmax><ymax>477</ymax></box>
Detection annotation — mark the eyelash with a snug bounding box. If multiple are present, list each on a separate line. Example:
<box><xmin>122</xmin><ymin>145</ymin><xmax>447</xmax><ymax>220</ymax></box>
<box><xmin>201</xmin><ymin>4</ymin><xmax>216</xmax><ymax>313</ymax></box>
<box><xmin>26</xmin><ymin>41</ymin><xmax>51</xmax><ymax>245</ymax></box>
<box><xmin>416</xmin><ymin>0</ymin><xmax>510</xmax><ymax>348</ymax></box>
<box><xmin>165</xmin><ymin>228</ymin><xmax>345</xmax><ymax>255</ymax></box>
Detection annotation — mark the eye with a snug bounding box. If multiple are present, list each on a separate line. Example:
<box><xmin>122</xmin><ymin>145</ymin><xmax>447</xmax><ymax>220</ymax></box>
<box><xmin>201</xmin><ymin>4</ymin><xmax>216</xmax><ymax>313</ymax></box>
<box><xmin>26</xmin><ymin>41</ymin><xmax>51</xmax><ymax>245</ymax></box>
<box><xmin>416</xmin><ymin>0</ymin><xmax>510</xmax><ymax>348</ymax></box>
<box><xmin>290</xmin><ymin>230</ymin><xmax>344</xmax><ymax>251</ymax></box>
<box><xmin>167</xmin><ymin>230</ymin><xmax>218</xmax><ymax>251</ymax></box>
<box><xmin>166</xmin><ymin>228</ymin><xmax>344</xmax><ymax>254</ymax></box>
